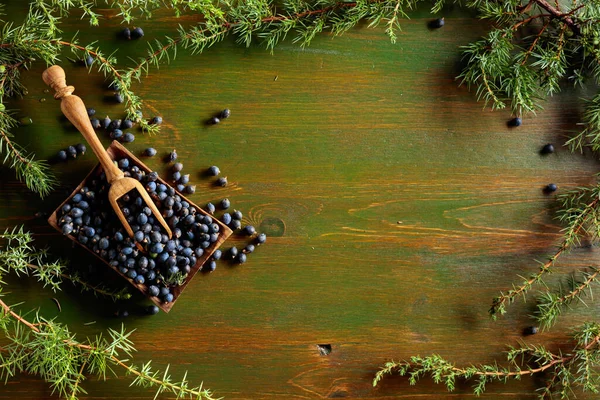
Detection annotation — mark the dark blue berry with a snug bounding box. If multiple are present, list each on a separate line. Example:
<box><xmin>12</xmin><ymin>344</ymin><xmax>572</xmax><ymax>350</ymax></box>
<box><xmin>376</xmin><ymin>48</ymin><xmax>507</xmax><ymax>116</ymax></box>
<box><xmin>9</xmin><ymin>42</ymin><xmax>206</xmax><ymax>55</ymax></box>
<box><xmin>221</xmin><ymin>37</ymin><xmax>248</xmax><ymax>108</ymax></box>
<box><xmin>219</xmin><ymin>109</ymin><xmax>230</xmax><ymax>119</ymax></box>
<box><xmin>163</xmin><ymin>293</ymin><xmax>174</xmax><ymax>303</ymax></box>
<box><xmin>205</xmin><ymin>260</ymin><xmax>216</xmax><ymax>272</ymax></box>
<box><xmin>229</xmin><ymin>246</ymin><xmax>238</xmax><ymax>258</ymax></box>
<box><xmin>243</xmin><ymin>225</ymin><xmax>255</xmax><ymax>236</ymax></box>
<box><xmin>206</xmin><ymin>203</ymin><xmax>215</xmax><ymax>214</ymax></box>
<box><xmin>102</xmin><ymin>116</ymin><xmax>111</xmax><ymax>129</ymax></box>
<box><xmin>75</xmin><ymin>143</ymin><xmax>86</xmax><ymax>155</ymax></box>
<box><xmin>212</xmin><ymin>249</ymin><xmax>222</xmax><ymax>260</ymax></box>
<box><xmin>150</xmin><ymin>242</ymin><xmax>164</xmax><ymax>254</ymax></box>
<box><xmin>541</xmin><ymin>143</ymin><xmax>555</xmax><ymax>154</ymax></box>
<box><xmin>110</xmin><ymin>129</ymin><xmax>123</xmax><ymax>140</ymax></box>
<box><xmin>57</xmin><ymin>150</ymin><xmax>67</xmax><ymax>161</ymax></box>
<box><xmin>180</xmin><ymin>174</ymin><xmax>190</xmax><ymax>185</ymax></box>
<box><xmin>244</xmin><ymin>244</ymin><xmax>255</xmax><ymax>254</ymax></box>
<box><xmin>91</xmin><ymin>118</ymin><xmax>101</xmax><ymax>129</ymax></box>
<box><xmin>230</xmin><ymin>220</ymin><xmax>242</xmax><ymax>230</ymax></box>
<box><xmin>151</xmin><ymin>116</ymin><xmax>162</xmax><ymax>125</ymax></box>
<box><xmin>123</xmin><ymin>132</ymin><xmax>135</xmax><ymax>143</ymax></box>
<box><xmin>256</xmin><ymin>233</ymin><xmax>267</xmax><ymax>244</ymax></box>
<box><xmin>137</xmin><ymin>213</ymin><xmax>148</xmax><ymax>225</ymax></box>
<box><xmin>114</xmin><ymin>231</ymin><xmax>124</xmax><ymax>241</ymax></box>
<box><xmin>208</xmin><ymin>165</ymin><xmax>220</xmax><ymax>176</ymax></box>
<box><xmin>67</xmin><ymin>146</ymin><xmax>77</xmax><ymax>158</ymax></box>
<box><xmin>431</xmin><ymin>17</ymin><xmax>445</xmax><ymax>28</ymax></box>
<box><xmin>144</xmin><ymin>148</ymin><xmax>157</xmax><ymax>157</ymax></box>
<box><xmin>114</xmin><ymin>93</ymin><xmax>124</xmax><ymax>103</ymax></box>
<box><xmin>126</xmin><ymin>269</ymin><xmax>137</xmax><ymax>279</ymax></box>
<box><xmin>84</xmin><ymin>55</ymin><xmax>94</xmax><ymax>66</ymax></box>
<box><xmin>61</xmin><ymin>224</ymin><xmax>73</xmax><ymax>235</ymax></box>
<box><xmin>172</xmin><ymin>171</ymin><xmax>181</xmax><ymax>182</ymax></box>
<box><xmin>131</xmin><ymin>27</ymin><xmax>144</xmax><ymax>38</ymax></box>
<box><xmin>216</xmin><ymin>177</ymin><xmax>228</xmax><ymax>187</ymax></box>
<box><xmin>194</xmin><ymin>247</ymin><xmax>204</xmax><ymax>257</ymax></box>
<box><xmin>83</xmin><ymin>226</ymin><xmax>95</xmax><ymax>237</ymax></box>
<box><xmin>545</xmin><ymin>183</ymin><xmax>558</xmax><ymax>193</ymax></box>
<box><xmin>220</xmin><ymin>198</ymin><xmax>230</xmax><ymax>209</ymax></box>
<box><xmin>87</xmin><ymin>108</ymin><xmax>96</xmax><ymax>116</ymax></box>
<box><xmin>222</xmin><ymin>213</ymin><xmax>232</xmax><ymax>225</ymax></box>
<box><xmin>169</xmin><ymin>150</ymin><xmax>178</xmax><ymax>162</ymax></box>
<box><xmin>134</xmin><ymin>230</ymin><xmax>144</xmax><ymax>242</ymax></box>
<box><xmin>185</xmin><ymin>185</ymin><xmax>196</xmax><ymax>194</ymax></box>
<box><xmin>109</xmin><ymin>119</ymin><xmax>121</xmax><ymax>131</ymax></box>
<box><xmin>118</xmin><ymin>158</ymin><xmax>129</xmax><ymax>169</ymax></box>
<box><xmin>72</xmin><ymin>193</ymin><xmax>82</xmax><ymax>203</ymax></box>
<box><xmin>237</xmin><ymin>253</ymin><xmax>247</xmax><ymax>264</ymax></box>
<box><xmin>509</xmin><ymin>117</ymin><xmax>522</xmax><ymax>127</ymax></box>
<box><xmin>232</xmin><ymin>210</ymin><xmax>243</xmax><ymax>220</ymax></box>
<box><xmin>134</xmin><ymin>275</ymin><xmax>145</xmax><ymax>284</ymax></box>
<box><xmin>121</xmin><ymin>119</ymin><xmax>133</xmax><ymax>129</ymax></box>
<box><xmin>121</xmin><ymin>27</ymin><xmax>131</xmax><ymax>40</ymax></box>
<box><xmin>99</xmin><ymin>238</ymin><xmax>110</xmax><ymax>250</ymax></box>
<box><xmin>209</xmin><ymin>117</ymin><xmax>220</xmax><ymax>125</ymax></box>
<box><xmin>147</xmin><ymin>305</ymin><xmax>160</xmax><ymax>315</ymax></box>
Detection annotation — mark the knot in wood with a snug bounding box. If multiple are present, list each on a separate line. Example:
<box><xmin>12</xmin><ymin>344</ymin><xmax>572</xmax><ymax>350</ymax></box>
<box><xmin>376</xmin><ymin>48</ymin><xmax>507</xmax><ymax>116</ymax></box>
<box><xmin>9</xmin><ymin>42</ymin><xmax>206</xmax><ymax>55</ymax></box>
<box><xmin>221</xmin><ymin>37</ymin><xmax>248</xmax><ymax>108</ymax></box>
<box><xmin>53</xmin><ymin>85</ymin><xmax>74</xmax><ymax>99</ymax></box>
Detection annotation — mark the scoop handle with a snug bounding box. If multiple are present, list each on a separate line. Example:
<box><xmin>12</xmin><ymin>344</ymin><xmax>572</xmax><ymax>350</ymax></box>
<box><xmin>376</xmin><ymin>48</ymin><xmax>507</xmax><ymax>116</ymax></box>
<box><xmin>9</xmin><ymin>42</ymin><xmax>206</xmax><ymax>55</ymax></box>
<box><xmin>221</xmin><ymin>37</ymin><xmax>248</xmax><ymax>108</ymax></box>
<box><xmin>42</xmin><ymin>65</ymin><xmax>124</xmax><ymax>184</ymax></box>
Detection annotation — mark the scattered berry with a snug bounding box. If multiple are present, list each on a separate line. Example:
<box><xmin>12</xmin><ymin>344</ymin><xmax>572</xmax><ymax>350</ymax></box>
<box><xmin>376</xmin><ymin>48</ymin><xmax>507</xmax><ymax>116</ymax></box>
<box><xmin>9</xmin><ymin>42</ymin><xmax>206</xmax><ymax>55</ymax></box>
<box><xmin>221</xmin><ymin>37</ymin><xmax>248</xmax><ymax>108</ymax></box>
<box><xmin>117</xmin><ymin>309</ymin><xmax>129</xmax><ymax>318</ymax></box>
<box><xmin>509</xmin><ymin>117</ymin><xmax>522</xmax><ymax>127</ymax></box>
<box><xmin>237</xmin><ymin>253</ymin><xmax>247</xmax><ymax>264</ymax></box>
<box><xmin>232</xmin><ymin>210</ymin><xmax>243</xmax><ymax>220</ymax></box>
<box><xmin>91</xmin><ymin>118</ymin><xmax>101</xmax><ymax>129</ymax></box>
<box><xmin>244</xmin><ymin>244</ymin><xmax>255</xmax><ymax>254</ymax></box>
<box><xmin>169</xmin><ymin>149</ymin><xmax>178</xmax><ymax>162</ymax></box>
<box><xmin>131</xmin><ymin>27</ymin><xmax>144</xmax><ymax>39</ymax></box>
<box><xmin>220</xmin><ymin>109</ymin><xmax>231</xmax><ymax>119</ymax></box>
<box><xmin>185</xmin><ymin>185</ymin><xmax>196</xmax><ymax>194</ymax></box>
<box><xmin>87</xmin><ymin>108</ymin><xmax>96</xmax><ymax>117</ymax></box>
<box><xmin>243</xmin><ymin>225</ymin><xmax>256</xmax><ymax>236</ymax></box>
<box><xmin>206</xmin><ymin>203</ymin><xmax>216</xmax><ymax>214</ymax></box>
<box><xmin>121</xmin><ymin>27</ymin><xmax>131</xmax><ymax>40</ymax></box>
<box><xmin>151</xmin><ymin>116</ymin><xmax>163</xmax><ymax>125</ymax></box>
<box><xmin>216</xmin><ymin>177</ymin><xmax>228</xmax><ymax>187</ymax></box>
<box><xmin>209</xmin><ymin>117</ymin><xmax>220</xmax><ymax>125</ymax></box>
<box><xmin>121</xmin><ymin>119</ymin><xmax>133</xmax><ymax>129</ymax></box>
<box><xmin>208</xmin><ymin>165</ymin><xmax>220</xmax><ymax>176</ymax></box>
<box><xmin>173</xmin><ymin>162</ymin><xmax>183</xmax><ymax>172</ymax></box>
<box><xmin>114</xmin><ymin>93</ymin><xmax>124</xmax><ymax>103</ymax></box>
<box><xmin>75</xmin><ymin>143</ymin><xmax>86</xmax><ymax>155</ymax></box>
<box><xmin>541</xmin><ymin>143</ymin><xmax>555</xmax><ymax>155</ymax></box>
<box><xmin>545</xmin><ymin>183</ymin><xmax>558</xmax><ymax>193</ymax></box>
<box><xmin>220</xmin><ymin>198</ymin><xmax>230</xmax><ymax>209</ymax></box>
<box><xmin>123</xmin><ymin>132</ymin><xmax>135</xmax><ymax>143</ymax></box>
<box><xmin>147</xmin><ymin>305</ymin><xmax>160</xmax><ymax>315</ymax></box>
<box><xmin>430</xmin><ymin>17</ymin><xmax>445</xmax><ymax>29</ymax></box>
<box><xmin>67</xmin><ymin>145</ymin><xmax>77</xmax><ymax>158</ymax></box>
<box><xmin>144</xmin><ymin>148</ymin><xmax>157</xmax><ymax>157</ymax></box>
<box><xmin>57</xmin><ymin>150</ymin><xmax>67</xmax><ymax>161</ymax></box>
<box><xmin>256</xmin><ymin>233</ymin><xmax>267</xmax><ymax>244</ymax></box>
<box><xmin>102</xmin><ymin>116</ymin><xmax>111</xmax><ymax>130</ymax></box>
<box><xmin>524</xmin><ymin>326</ymin><xmax>539</xmax><ymax>335</ymax></box>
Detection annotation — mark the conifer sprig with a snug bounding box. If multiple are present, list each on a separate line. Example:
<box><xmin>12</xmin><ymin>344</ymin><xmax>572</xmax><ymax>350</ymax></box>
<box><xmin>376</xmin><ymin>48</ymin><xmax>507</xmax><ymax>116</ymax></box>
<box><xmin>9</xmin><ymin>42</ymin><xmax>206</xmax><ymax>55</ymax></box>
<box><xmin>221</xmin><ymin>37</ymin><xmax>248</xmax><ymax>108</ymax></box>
<box><xmin>0</xmin><ymin>227</ymin><xmax>131</xmax><ymax>301</ymax></box>
<box><xmin>374</xmin><ymin>322</ymin><xmax>600</xmax><ymax>398</ymax></box>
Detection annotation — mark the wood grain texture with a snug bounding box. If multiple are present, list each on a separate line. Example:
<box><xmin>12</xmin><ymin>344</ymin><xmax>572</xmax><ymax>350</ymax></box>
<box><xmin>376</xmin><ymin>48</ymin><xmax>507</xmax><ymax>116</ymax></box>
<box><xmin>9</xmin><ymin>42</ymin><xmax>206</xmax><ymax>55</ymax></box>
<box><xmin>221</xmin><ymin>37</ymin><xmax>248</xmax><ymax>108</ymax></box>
<box><xmin>1</xmin><ymin>3</ymin><xmax>600</xmax><ymax>399</ymax></box>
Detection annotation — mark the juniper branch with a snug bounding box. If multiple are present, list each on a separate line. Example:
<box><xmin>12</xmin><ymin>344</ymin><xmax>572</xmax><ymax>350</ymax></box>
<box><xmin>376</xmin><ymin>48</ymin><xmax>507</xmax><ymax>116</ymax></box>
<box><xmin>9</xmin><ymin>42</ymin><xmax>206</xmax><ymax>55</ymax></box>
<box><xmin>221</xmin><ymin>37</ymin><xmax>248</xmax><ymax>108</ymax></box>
<box><xmin>374</xmin><ymin>322</ymin><xmax>600</xmax><ymax>397</ymax></box>
<box><xmin>490</xmin><ymin>189</ymin><xmax>600</xmax><ymax>318</ymax></box>
<box><xmin>0</xmin><ymin>227</ymin><xmax>131</xmax><ymax>301</ymax></box>
<box><xmin>0</xmin><ymin>297</ymin><xmax>218</xmax><ymax>400</ymax></box>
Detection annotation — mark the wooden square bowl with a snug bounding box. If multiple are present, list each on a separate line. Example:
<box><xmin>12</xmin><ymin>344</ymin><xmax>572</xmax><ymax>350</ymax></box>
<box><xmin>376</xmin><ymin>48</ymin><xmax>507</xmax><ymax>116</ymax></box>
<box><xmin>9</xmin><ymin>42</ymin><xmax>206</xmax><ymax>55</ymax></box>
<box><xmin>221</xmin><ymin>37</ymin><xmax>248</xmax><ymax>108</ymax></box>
<box><xmin>48</xmin><ymin>141</ymin><xmax>232</xmax><ymax>312</ymax></box>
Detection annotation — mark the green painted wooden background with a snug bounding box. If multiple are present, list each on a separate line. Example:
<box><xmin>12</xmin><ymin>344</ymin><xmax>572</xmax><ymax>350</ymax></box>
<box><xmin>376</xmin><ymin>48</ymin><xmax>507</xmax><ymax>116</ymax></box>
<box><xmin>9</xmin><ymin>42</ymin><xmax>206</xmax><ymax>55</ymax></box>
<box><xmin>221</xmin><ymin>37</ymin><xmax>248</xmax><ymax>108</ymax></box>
<box><xmin>1</xmin><ymin>2</ymin><xmax>600</xmax><ymax>399</ymax></box>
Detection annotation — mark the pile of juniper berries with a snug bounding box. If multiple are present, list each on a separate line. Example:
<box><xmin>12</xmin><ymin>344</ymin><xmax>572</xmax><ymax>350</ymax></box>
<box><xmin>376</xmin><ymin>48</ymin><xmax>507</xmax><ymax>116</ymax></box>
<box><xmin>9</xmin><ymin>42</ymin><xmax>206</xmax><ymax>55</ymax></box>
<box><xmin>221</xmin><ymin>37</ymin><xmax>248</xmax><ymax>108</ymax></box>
<box><xmin>57</xmin><ymin>157</ymin><xmax>225</xmax><ymax>305</ymax></box>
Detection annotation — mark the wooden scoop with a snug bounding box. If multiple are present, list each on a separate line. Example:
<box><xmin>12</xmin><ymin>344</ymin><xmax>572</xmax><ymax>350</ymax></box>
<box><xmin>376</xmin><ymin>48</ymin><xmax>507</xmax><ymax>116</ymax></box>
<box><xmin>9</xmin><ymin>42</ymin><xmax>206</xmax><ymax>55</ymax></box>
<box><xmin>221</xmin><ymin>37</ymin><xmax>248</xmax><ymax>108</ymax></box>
<box><xmin>42</xmin><ymin>65</ymin><xmax>172</xmax><ymax>239</ymax></box>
